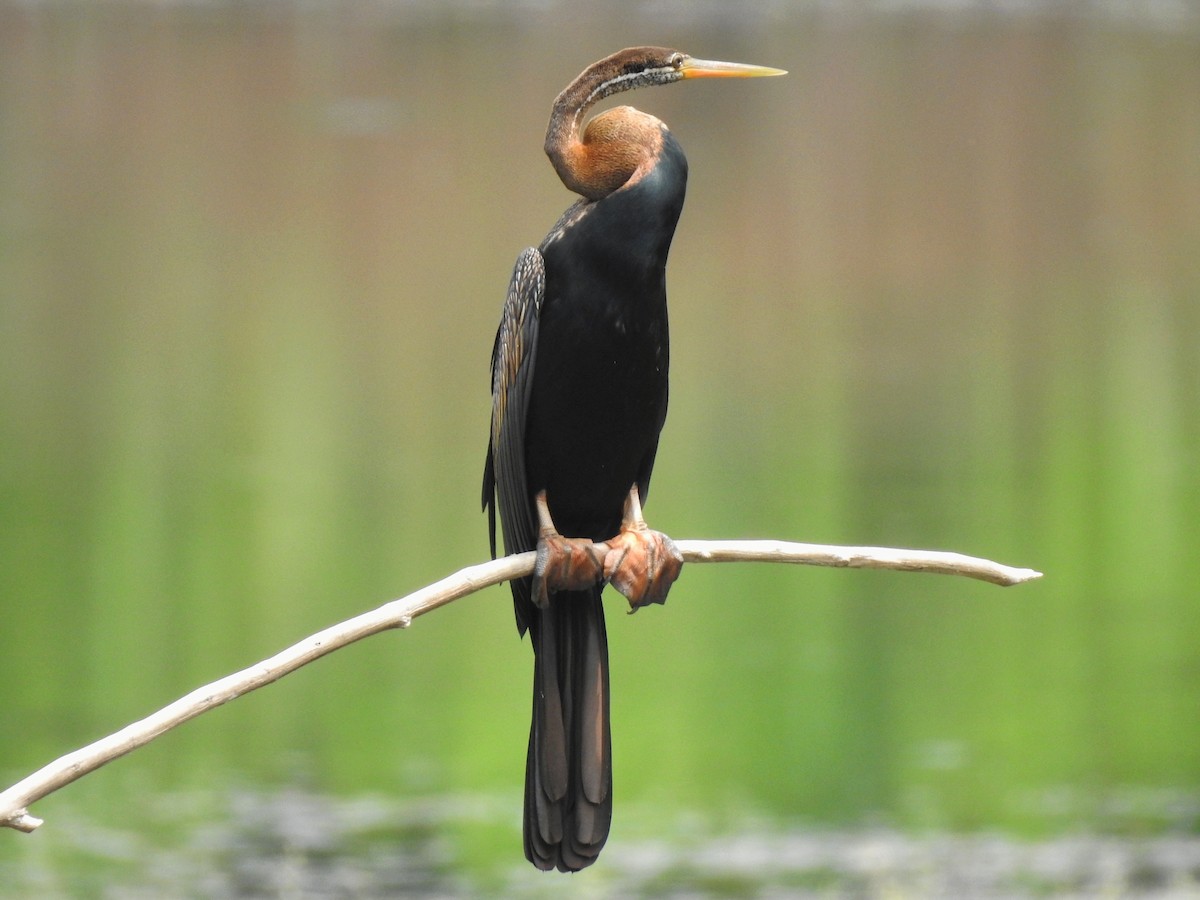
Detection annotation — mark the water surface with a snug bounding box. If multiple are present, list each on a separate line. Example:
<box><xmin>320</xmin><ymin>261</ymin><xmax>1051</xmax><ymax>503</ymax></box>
<box><xmin>1</xmin><ymin>2</ymin><xmax>1198</xmax><ymax>892</ymax></box>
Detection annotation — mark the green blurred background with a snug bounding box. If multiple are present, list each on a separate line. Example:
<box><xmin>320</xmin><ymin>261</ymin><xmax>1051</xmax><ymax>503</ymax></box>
<box><xmin>1</xmin><ymin>1</ymin><xmax>1198</xmax><ymax>895</ymax></box>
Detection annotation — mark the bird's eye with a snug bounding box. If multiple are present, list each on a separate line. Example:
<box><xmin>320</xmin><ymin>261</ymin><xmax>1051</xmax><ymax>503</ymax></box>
<box><xmin>669</xmin><ymin>53</ymin><xmax>685</xmax><ymax>69</ymax></box>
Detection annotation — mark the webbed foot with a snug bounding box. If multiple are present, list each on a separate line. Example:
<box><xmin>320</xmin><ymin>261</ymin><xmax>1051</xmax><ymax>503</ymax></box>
<box><xmin>532</xmin><ymin>490</ymin><xmax>606</xmax><ymax>608</ymax></box>
<box><xmin>602</xmin><ymin>485</ymin><xmax>683</xmax><ymax>611</ymax></box>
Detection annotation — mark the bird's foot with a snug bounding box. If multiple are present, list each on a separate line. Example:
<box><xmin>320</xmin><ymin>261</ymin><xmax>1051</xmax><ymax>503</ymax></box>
<box><xmin>533</xmin><ymin>491</ymin><xmax>606</xmax><ymax>608</ymax></box>
<box><xmin>602</xmin><ymin>485</ymin><xmax>683</xmax><ymax>611</ymax></box>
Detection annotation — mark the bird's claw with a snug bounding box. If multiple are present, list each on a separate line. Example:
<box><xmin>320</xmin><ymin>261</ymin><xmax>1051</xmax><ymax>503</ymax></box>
<box><xmin>531</xmin><ymin>487</ymin><xmax>682</xmax><ymax>610</ymax></box>
<box><xmin>602</xmin><ymin>525</ymin><xmax>683</xmax><ymax>611</ymax></box>
<box><xmin>533</xmin><ymin>533</ymin><xmax>606</xmax><ymax>609</ymax></box>
<box><xmin>532</xmin><ymin>489</ymin><xmax>607</xmax><ymax>607</ymax></box>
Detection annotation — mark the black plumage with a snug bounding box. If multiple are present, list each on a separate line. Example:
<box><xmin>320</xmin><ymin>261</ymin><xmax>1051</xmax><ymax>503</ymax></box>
<box><xmin>482</xmin><ymin>47</ymin><xmax>783</xmax><ymax>872</ymax></box>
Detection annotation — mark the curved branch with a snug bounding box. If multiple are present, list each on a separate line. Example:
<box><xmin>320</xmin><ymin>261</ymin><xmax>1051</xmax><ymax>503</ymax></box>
<box><xmin>675</xmin><ymin>540</ymin><xmax>1041</xmax><ymax>586</ymax></box>
<box><xmin>0</xmin><ymin>539</ymin><xmax>1039</xmax><ymax>832</ymax></box>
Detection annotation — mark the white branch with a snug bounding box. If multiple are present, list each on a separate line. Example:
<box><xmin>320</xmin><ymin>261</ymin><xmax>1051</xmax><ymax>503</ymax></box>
<box><xmin>0</xmin><ymin>539</ymin><xmax>1039</xmax><ymax>832</ymax></box>
<box><xmin>674</xmin><ymin>540</ymin><xmax>1041</xmax><ymax>586</ymax></box>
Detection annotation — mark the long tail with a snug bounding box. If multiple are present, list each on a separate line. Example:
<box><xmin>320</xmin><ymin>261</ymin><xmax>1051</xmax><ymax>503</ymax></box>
<box><xmin>524</xmin><ymin>587</ymin><xmax>612</xmax><ymax>871</ymax></box>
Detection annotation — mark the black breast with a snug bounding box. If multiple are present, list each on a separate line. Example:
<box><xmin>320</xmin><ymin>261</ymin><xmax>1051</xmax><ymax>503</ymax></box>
<box><xmin>524</xmin><ymin>130</ymin><xmax>688</xmax><ymax>540</ymax></box>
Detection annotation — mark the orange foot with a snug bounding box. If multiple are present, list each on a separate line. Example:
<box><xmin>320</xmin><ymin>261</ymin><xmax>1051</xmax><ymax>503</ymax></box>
<box><xmin>602</xmin><ymin>484</ymin><xmax>683</xmax><ymax>611</ymax></box>
<box><xmin>532</xmin><ymin>491</ymin><xmax>606</xmax><ymax>608</ymax></box>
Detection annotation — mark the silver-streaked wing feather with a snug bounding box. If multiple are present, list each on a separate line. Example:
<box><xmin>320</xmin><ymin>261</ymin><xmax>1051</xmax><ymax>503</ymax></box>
<box><xmin>482</xmin><ymin>247</ymin><xmax>545</xmax><ymax>630</ymax></box>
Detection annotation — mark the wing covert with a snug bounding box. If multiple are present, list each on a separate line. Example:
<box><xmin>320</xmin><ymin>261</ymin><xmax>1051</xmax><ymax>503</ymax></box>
<box><xmin>483</xmin><ymin>246</ymin><xmax>545</xmax><ymax>624</ymax></box>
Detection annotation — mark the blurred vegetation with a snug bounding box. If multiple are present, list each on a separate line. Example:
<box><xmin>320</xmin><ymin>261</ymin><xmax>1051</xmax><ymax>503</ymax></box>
<box><xmin>1</xmin><ymin>0</ymin><xmax>1197</xmax><ymax>892</ymax></box>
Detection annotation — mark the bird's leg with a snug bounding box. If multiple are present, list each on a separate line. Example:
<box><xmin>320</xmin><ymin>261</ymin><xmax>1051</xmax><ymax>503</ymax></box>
<box><xmin>532</xmin><ymin>490</ymin><xmax>607</xmax><ymax>608</ymax></box>
<box><xmin>602</xmin><ymin>484</ymin><xmax>683</xmax><ymax>611</ymax></box>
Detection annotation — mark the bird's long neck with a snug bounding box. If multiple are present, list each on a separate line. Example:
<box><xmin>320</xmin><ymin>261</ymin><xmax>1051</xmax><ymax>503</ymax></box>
<box><xmin>543</xmin><ymin>86</ymin><xmax>594</xmax><ymax>197</ymax></box>
<box><xmin>544</xmin><ymin>55</ymin><xmax>676</xmax><ymax>202</ymax></box>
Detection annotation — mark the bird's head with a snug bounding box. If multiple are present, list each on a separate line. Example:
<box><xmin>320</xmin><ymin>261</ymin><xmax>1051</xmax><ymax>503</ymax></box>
<box><xmin>545</xmin><ymin>47</ymin><xmax>786</xmax><ymax>200</ymax></box>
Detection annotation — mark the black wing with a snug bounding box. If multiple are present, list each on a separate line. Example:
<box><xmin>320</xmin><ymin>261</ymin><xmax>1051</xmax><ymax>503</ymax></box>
<box><xmin>482</xmin><ymin>246</ymin><xmax>545</xmax><ymax>633</ymax></box>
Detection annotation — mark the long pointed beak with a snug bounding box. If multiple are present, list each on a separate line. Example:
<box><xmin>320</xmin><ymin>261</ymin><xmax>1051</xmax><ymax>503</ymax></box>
<box><xmin>678</xmin><ymin>57</ymin><xmax>787</xmax><ymax>79</ymax></box>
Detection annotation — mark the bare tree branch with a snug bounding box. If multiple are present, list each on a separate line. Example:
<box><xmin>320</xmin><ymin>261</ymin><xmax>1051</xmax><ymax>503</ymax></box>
<box><xmin>0</xmin><ymin>539</ymin><xmax>1040</xmax><ymax>833</ymax></box>
<box><xmin>674</xmin><ymin>540</ymin><xmax>1041</xmax><ymax>586</ymax></box>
